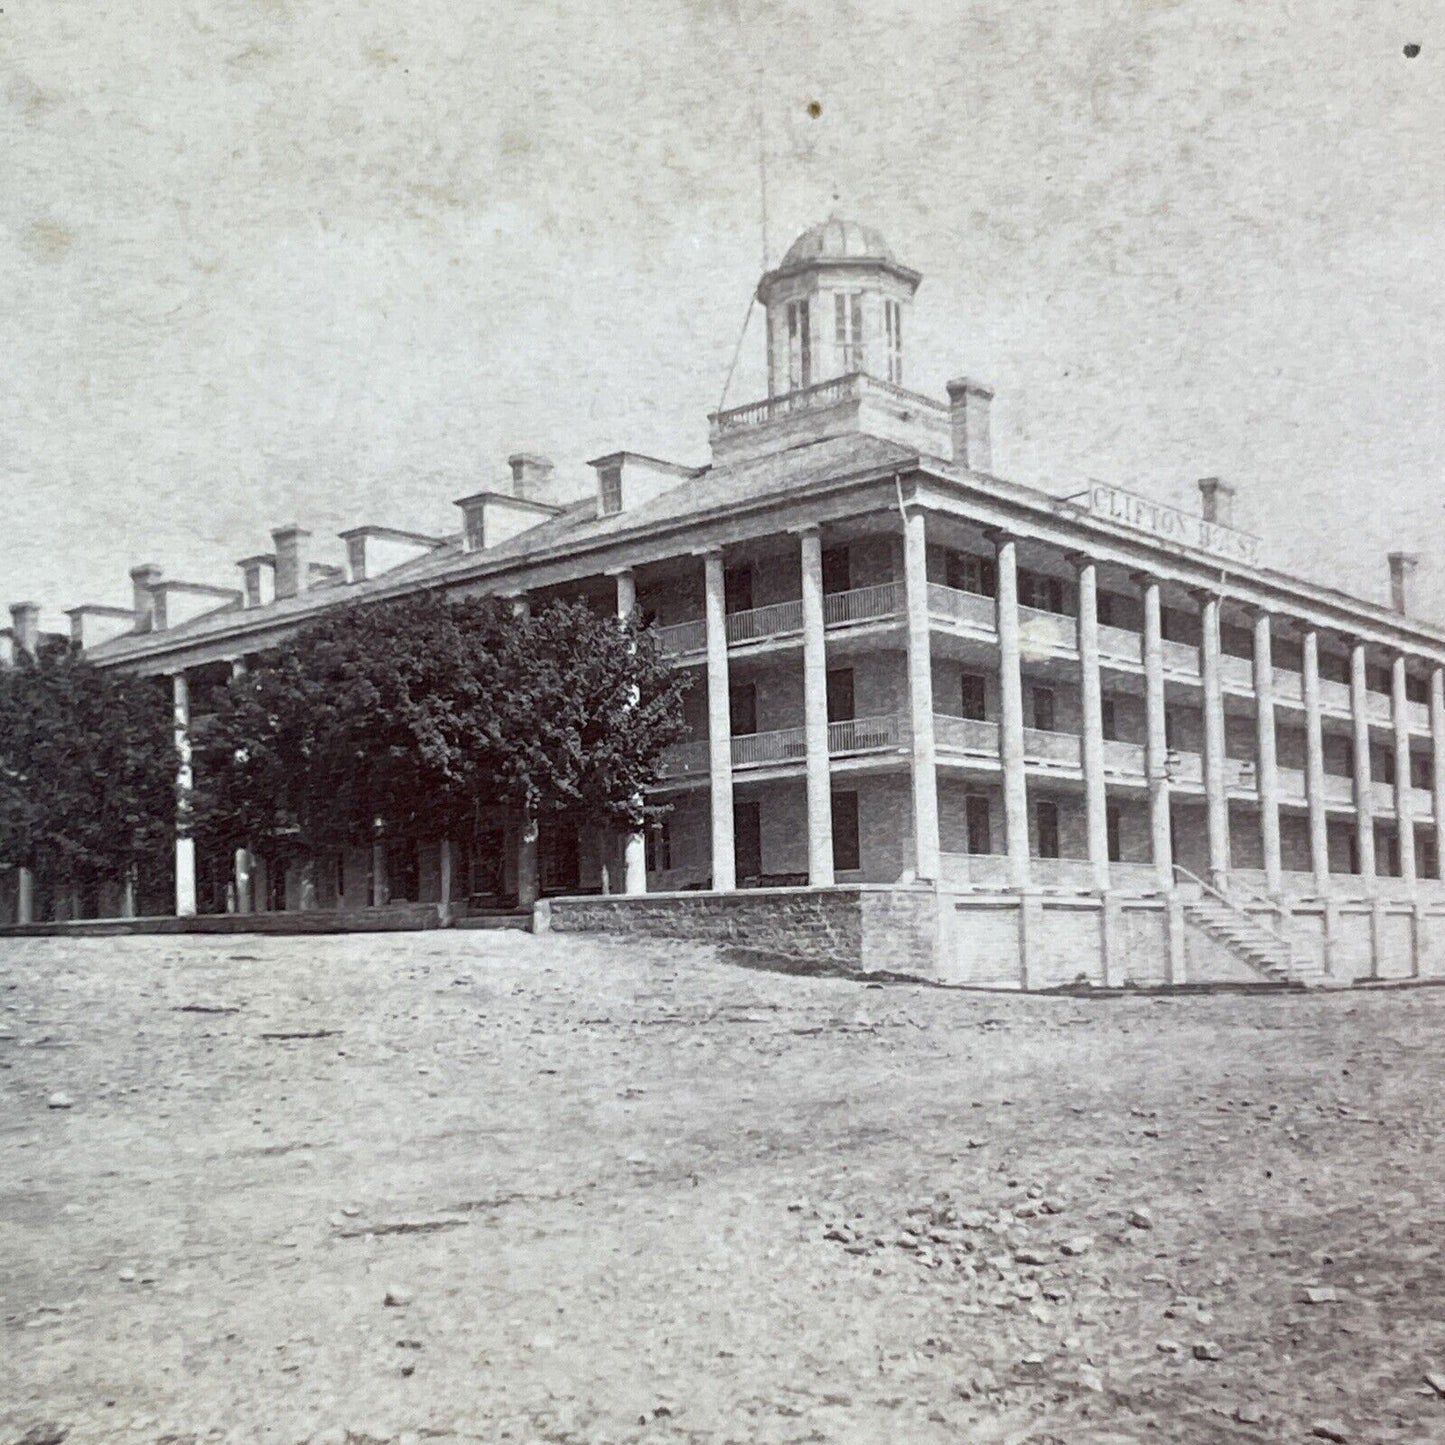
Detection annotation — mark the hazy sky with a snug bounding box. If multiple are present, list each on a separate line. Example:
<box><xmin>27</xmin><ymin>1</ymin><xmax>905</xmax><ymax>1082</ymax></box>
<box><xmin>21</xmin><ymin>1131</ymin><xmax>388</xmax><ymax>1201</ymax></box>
<box><xmin>3</xmin><ymin>0</ymin><xmax>1443</xmax><ymax>633</ymax></box>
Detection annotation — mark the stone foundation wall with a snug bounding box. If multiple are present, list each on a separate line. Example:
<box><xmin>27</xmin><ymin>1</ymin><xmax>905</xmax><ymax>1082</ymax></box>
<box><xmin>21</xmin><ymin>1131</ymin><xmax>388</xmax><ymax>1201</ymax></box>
<box><xmin>0</xmin><ymin>904</ymin><xmax>449</xmax><ymax>939</ymax></box>
<box><xmin>544</xmin><ymin>885</ymin><xmax>942</xmax><ymax>979</ymax></box>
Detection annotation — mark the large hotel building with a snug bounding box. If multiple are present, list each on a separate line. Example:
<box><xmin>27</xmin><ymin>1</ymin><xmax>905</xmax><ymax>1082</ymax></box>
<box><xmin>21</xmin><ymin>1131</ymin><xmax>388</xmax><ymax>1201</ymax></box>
<box><xmin>7</xmin><ymin>218</ymin><xmax>1445</xmax><ymax>988</ymax></box>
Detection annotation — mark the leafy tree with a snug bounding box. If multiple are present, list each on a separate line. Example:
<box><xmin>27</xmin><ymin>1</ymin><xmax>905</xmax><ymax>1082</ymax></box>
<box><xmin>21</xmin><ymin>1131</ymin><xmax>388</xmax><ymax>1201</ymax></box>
<box><xmin>0</xmin><ymin>648</ymin><xmax>176</xmax><ymax>909</ymax></box>
<box><xmin>193</xmin><ymin>593</ymin><xmax>690</xmax><ymax>878</ymax></box>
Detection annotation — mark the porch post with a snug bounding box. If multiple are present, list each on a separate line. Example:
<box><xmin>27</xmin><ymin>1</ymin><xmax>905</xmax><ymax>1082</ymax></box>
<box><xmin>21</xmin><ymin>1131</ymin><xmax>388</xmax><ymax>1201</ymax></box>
<box><xmin>614</xmin><ymin>567</ymin><xmax>647</xmax><ymax>895</ymax></box>
<box><xmin>1139</xmin><ymin>576</ymin><xmax>1173</xmax><ymax>890</ymax></box>
<box><xmin>173</xmin><ymin>671</ymin><xmax>197</xmax><ymax>917</ymax></box>
<box><xmin>799</xmin><ymin>527</ymin><xmax>834</xmax><ymax>886</ymax></box>
<box><xmin>16</xmin><ymin>867</ymin><xmax>34</xmax><ymax>925</ymax></box>
<box><xmin>902</xmin><ymin>508</ymin><xmax>940</xmax><ymax>880</ymax></box>
<box><xmin>1253</xmin><ymin>609</ymin><xmax>1282</xmax><ymax>895</ymax></box>
<box><xmin>1073</xmin><ymin>555</ymin><xmax>1109</xmax><ymax>892</ymax></box>
<box><xmin>992</xmin><ymin>532</ymin><xmax>1030</xmax><ymax>889</ymax></box>
<box><xmin>1431</xmin><ymin>666</ymin><xmax>1445</xmax><ymax>880</ymax></box>
<box><xmin>1198</xmin><ymin>592</ymin><xmax>1229</xmax><ymax>890</ymax></box>
<box><xmin>703</xmin><ymin>549</ymin><xmax>736</xmax><ymax>891</ymax></box>
<box><xmin>1301</xmin><ymin>629</ymin><xmax>1331</xmax><ymax>894</ymax></box>
<box><xmin>1392</xmin><ymin>653</ymin><xmax>1416</xmax><ymax>892</ymax></box>
<box><xmin>1349</xmin><ymin>641</ymin><xmax>1377</xmax><ymax>887</ymax></box>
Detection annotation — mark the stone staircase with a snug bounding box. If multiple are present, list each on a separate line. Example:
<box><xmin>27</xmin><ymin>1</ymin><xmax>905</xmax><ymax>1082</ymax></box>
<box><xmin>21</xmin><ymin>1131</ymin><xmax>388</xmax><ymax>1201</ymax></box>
<box><xmin>1181</xmin><ymin>895</ymin><xmax>1299</xmax><ymax>984</ymax></box>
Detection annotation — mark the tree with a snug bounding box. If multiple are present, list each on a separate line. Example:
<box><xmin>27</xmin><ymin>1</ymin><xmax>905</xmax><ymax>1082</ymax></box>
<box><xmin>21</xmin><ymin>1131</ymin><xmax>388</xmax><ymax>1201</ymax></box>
<box><xmin>193</xmin><ymin>593</ymin><xmax>690</xmax><ymax>890</ymax></box>
<box><xmin>0</xmin><ymin>648</ymin><xmax>176</xmax><ymax>912</ymax></box>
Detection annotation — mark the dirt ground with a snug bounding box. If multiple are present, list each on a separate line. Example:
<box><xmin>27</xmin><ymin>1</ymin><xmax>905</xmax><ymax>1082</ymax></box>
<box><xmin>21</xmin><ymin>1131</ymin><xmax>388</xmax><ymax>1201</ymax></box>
<box><xmin>2</xmin><ymin>931</ymin><xmax>1443</xmax><ymax>1445</ymax></box>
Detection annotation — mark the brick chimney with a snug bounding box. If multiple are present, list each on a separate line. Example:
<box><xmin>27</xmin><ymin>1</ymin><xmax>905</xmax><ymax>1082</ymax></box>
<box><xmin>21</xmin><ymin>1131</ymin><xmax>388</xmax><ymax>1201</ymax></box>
<box><xmin>1198</xmin><ymin>477</ymin><xmax>1236</xmax><ymax>525</ymax></box>
<box><xmin>945</xmin><ymin>379</ymin><xmax>993</xmax><ymax>473</ymax></box>
<box><xmin>236</xmin><ymin>555</ymin><xmax>274</xmax><ymax>608</ymax></box>
<box><xmin>508</xmin><ymin>453</ymin><xmax>554</xmax><ymax>501</ymax></box>
<box><xmin>1389</xmin><ymin>551</ymin><xmax>1419</xmax><ymax>615</ymax></box>
<box><xmin>9</xmin><ymin>602</ymin><xmax>39</xmax><ymax>659</ymax></box>
<box><xmin>271</xmin><ymin>526</ymin><xmax>311</xmax><ymax>600</ymax></box>
<box><xmin>130</xmin><ymin>564</ymin><xmax>162</xmax><ymax>632</ymax></box>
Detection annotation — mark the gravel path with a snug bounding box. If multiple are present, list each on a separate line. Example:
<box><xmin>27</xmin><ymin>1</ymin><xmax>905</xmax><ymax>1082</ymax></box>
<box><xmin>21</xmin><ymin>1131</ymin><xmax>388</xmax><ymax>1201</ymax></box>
<box><xmin>2</xmin><ymin>931</ymin><xmax>1443</xmax><ymax>1444</ymax></box>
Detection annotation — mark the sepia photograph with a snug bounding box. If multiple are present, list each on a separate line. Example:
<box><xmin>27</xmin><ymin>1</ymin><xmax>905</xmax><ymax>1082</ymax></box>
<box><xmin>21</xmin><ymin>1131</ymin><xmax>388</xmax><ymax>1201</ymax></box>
<box><xmin>2</xmin><ymin>1</ymin><xmax>1443</xmax><ymax>1441</ymax></box>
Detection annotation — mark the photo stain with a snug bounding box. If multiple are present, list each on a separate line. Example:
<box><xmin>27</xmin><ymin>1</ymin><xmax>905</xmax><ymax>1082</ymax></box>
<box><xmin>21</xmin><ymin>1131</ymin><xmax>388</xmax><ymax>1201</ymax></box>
<box><xmin>806</xmin><ymin>100</ymin><xmax>822</xmax><ymax>119</ymax></box>
<box><xmin>1404</xmin><ymin>43</ymin><xmax>1421</xmax><ymax>58</ymax></box>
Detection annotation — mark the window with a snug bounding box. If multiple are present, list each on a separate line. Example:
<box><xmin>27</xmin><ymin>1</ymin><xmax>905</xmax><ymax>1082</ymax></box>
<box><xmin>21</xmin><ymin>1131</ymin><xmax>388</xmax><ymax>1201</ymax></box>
<box><xmin>1421</xmin><ymin>833</ymin><xmax>1438</xmax><ymax>880</ymax></box>
<box><xmin>960</xmin><ymin>672</ymin><xmax>987</xmax><ymax>721</ymax></box>
<box><xmin>735</xmin><ymin>800</ymin><xmax>763</xmax><ymax>882</ymax></box>
<box><xmin>539</xmin><ymin>826</ymin><xmax>579</xmax><ymax>895</ymax></box>
<box><xmin>1097</xmin><ymin>591</ymin><xmax>1121</xmax><ymax>627</ymax></box>
<box><xmin>884</xmin><ymin>299</ymin><xmax>903</xmax><ymax>383</ymax></box>
<box><xmin>1101</xmin><ymin>696</ymin><xmax>1118</xmax><ymax>742</ymax></box>
<box><xmin>821</xmin><ymin>545</ymin><xmax>850</xmax><ymax>596</ymax></box>
<box><xmin>945</xmin><ymin>550</ymin><xmax>996</xmax><ymax>596</ymax></box>
<box><xmin>599</xmin><ymin>464</ymin><xmax>623</xmax><ymax>516</ymax></box>
<box><xmin>647</xmin><ymin>816</ymin><xmax>673</xmax><ymax>873</ymax></box>
<box><xmin>464</xmin><ymin>510</ymin><xmax>486</xmax><ymax>552</ymax></box>
<box><xmin>1030</xmin><ymin>686</ymin><xmax>1056</xmax><ymax>733</ymax></box>
<box><xmin>1106</xmin><ymin>804</ymin><xmax>1122</xmax><ymax>863</ymax></box>
<box><xmin>1414</xmin><ymin>755</ymin><xmax>1434</xmax><ymax>791</ymax></box>
<box><xmin>826</xmin><ymin>668</ymin><xmax>855</xmax><ymax>723</ymax></box>
<box><xmin>1036</xmin><ymin>800</ymin><xmax>1060</xmax><ymax>859</ymax></box>
<box><xmin>786</xmin><ymin>300</ymin><xmax>811</xmax><ymax>391</ymax></box>
<box><xmin>334</xmin><ymin>853</ymin><xmax>346</xmax><ymax>899</ymax></box>
<box><xmin>730</xmin><ymin>682</ymin><xmax>757</xmax><ymax>737</ymax></box>
<box><xmin>387</xmin><ymin>838</ymin><xmax>419</xmax><ymax>903</ymax></box>
<box><xmin>835</xmin><ymin>291</ymin><xmax>865</xmax><ymax>372</ymax></box>
<box><xmin>966</xmin><ymin>794</ymin><xmax>992</xmax><ymax>855</ymax></box>
<box><xmin>1164</xmin><ymin>707</ymin><xmax>1181</xmax><ymax>751</ymax></box>
<box><xmin>724</xmin><ymin>564</ymin><xmax>753</xmax><ymax>615</ymax></box>
<box><xmin>1407</xmin><ymin>673</ymin><xmax>1429</xmax><ymax>704</ymax></box>
<box><xmin>832</xmin><ymin>791</ymin><xmax>861</xmax><ymax>872</ymax></box>
<box><xmin>1019</xmin><ymin>571</ymin><xmax>1065</xmax><ymax>614</ymax></box>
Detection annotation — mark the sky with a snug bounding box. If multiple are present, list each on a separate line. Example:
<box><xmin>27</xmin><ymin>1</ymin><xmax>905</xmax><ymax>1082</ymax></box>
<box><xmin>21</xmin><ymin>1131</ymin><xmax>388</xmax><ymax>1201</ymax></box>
<box><xmin>3</xmin><ymin>0</ymin><xmax>1444</xmax><ymax>633</ymax></box>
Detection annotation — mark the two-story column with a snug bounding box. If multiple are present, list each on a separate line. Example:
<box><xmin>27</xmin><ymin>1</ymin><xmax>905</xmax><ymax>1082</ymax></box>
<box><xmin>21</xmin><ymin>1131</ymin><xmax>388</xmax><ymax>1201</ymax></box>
<box><xmin>799</xmin><ymin>528</ymin><xmax>835</xmax><ymax>886</ymax></box>
<box><xmin>1349</xmin><ymin>641</ymin><xmax>1377</xmax><ymax>886</ymax></box>
<box><xmin>1073</xmin><ymin>556</ymin><xmax>1109</xmax><ymax>891</ymax></box>
<box><xmin>1252</xmin><ymin>610</ymin><xmax>1282</xmax><ymax>895</ymax></box>
<box><xmin>229</xmin><ymin>656</ymin><xmax>254</xmax><ymax>915</ymax></box>
<box><xmin>1198</xmin><ymin>592</ymin><xmax>1230</xmax><ymax>890</ymax></box>
<box><xmin>1300</xmin><ymin>629</ymin><xmax>1331</xmax><ymax>893</ymax></box>
<box><xmin>508</xmin><ymin>591</ymin><xmax>539</xmax><ymax>909</ymax></box>
<box><xmin>1392</xmin><ymin>654</ymin><xmax>1416</xmax><ymax>891</ymax></box>
<box><xmin>173</xmin><ymin>671</ymin><xmax>197</xmax><ymax>917</ymax></box>
<box><xmin>901</xmin><ymin>509</ymin><xmax>940</xmax><ymax>880</ymax></box>
<box><xmin>703</xmin><ymin>549</ymin><xmax>736</xmax><ymax>891</ymax></box>
<box><xmin>1140</xmin><ymin>576</ymin><xmax>1173</xmax><ymax>889</ymax></box>
<box><xmin>992</xmin><ymin>532</ymin><xmax>1030</xmax><ymax>889</ymax></box>
<box><xmin>614</xmin><ymin>567</ymin><xmax>647</xmax><ymax>895</ymax></box>
<box><xmin>1431</xmin><ymin>667</ymin><xmax>1445</xmax><ymax>881</ymax></box>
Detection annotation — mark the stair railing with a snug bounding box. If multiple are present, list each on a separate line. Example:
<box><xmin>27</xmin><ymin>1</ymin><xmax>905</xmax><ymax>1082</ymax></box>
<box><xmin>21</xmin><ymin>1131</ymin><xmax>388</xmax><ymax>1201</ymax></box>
<box><xmin>1171</xmin><ymin>863</ymin><xmax>1295</xmax><ymax>954</ymax></box>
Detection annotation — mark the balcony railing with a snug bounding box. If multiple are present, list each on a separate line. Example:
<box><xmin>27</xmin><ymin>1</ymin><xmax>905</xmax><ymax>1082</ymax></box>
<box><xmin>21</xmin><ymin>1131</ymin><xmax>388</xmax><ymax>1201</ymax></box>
<box><xmin>1366</xmin><ymin>692</ymin><xmax>1391</xmax><ymax>724</ymax></box>
<box><xmin>1024</xmin><ymin>726</ymin><xmax>1081</xmax><ymax>769</ymax></box>
<box><xmin>1220</xmin><ymin>654</ymin><xmax>1253</xmax><ymax>689</ymax></box>
<box><xmin>1161</xmin><ymin>639</ymin><xmax>1201</xmax><ymax>676</ymax></box>
<box><xmin>1319</xmin><ymin>679</ymin><xmax>1352</xmax><ymax>713</ymax></box>
<box><xmin>658</xmin><ymin>739</ymin><xmax>710</xmax><ymax>778</ymax></box>
<box><xmin>731</xmin><ymin>726</ymin><xmax>807</xmax><ymax>767</ymax></box>
<box><xmin>1277</xmin><ymin>765</ymin><xmax>1307</xmax><ymax>802</ymax></box>
<box><xmin>1017</xmin><ymin>604</ymin><xmax>1076</xmax><ymax>657</ymax></box>
<box><xmin>823</xmin><ymin>581</ymin><xmax>901</xmax><ymax>627</ymax></box>
<box><xmin>1323</xmin><ymin>772</ymin><xmax>1354</xmax><ymax>805</ymax></box>
<box><xmin>1098</xmin><ymin>624</ymin><xmax>1142</xmax><ymax>665</ymax></box>
<box><xmin>654</xmin><ymin>618</ymin><xmax>707</xmax><ymax>657</ymax></box>
<box><xmin>1103</xmin><ymin>739</ymin><xmax>1146</xmax><ymax>778</ymax></box>
<box><xmin>708</xmin><ymin>371</ymin><xmax>948</xmax><ymax>436</ymax></box>
<box><xmin>1406</xmin><ymin>699</ymin><xmax>1430</xmax><ymax>731</ymax></box>
<box><xmin>933</xmin><ymin>714</ymin><xmax>999</xmax><ymax>756</ymax></box>
<box><xmin>827</xmin><ymin>713</ymin><xmax>904</xmax><ymax>754</ymax></box>
<box><xmin>1272</xmin><ymin>667</ymin><xmax>1304</xmax><ymax>704</ymax></box>
<box><xmin>727</xmin><ymin>598</ymin><xmax>803</xmax><ymax>645</ymax></box>
<box><xmin>927</xmin><ymin>582</ymin><xmax>995</xmax><ymax>631</ymax></box>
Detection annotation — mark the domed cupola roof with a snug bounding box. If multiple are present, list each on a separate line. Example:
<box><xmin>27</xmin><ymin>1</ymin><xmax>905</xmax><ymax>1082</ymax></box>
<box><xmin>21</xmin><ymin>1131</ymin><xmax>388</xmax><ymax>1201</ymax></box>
<box><xmin>759</xmin><ymin>215</ymin><xmax>922</xmax><ymax>297</ymax></box>
<box><xmin>781</xmin><ymin>216</ymin><xmax>896</xmax><ymax>267</ymax></box>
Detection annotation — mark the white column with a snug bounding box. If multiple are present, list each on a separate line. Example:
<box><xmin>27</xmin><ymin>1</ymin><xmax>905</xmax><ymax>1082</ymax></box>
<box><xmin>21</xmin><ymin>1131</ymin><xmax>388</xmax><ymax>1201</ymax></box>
<box><xmin>1198</xmin><ymin>593</ymin><xmax>1229</xmax><ymax>890</ymax></box>
<box><xmin>1253</xmin><ymin>610</ymin><xmax>1282</xmax><ymax>895</ymax></box>
<box><xmin>1074</xmin><ymin>556</ymin><xmax>1109</xmax><ymax>892</ymax></box>
<box><xmin>614</xmin><ymin>568</ymin><xmax>647</xmax><ymax>895</ymax></box>
<box><xmin>173</xmin><ymin>671</ymin><xmax>197</xmax><ymax>917</ymax></box>
<box><xmin>372</xmin><ymin>838</ymin><xmax>390</xmax><ymax>907</ymax></box>
<box><xmin>1349</xmin><ymin>641</ymin><xmax>1377</xmax><ymax>886</ymax></box>
<box><xmin>1301</xmin><ymin>629</ymin><xmax>1331</xmax><ymax>894</ymax></box>
<box><xmin>1392</xmin><ymin>654</ymin><xmax>1416</xmax><ymax>892</ymax></box>
<box><xmin>703</xmin><ymin>550</ymin><xmax>736</xmax><ymax>891</ymax></box>
<box><xmin>1140</xmin><ymin>577</ymin><xmax>1173</xmax><ymax>890</ymax></box>
<box><xmin>16</xmin><ymin>867</ymin><xmax>34</xmax><ymax>925</ymax></box>
<box><xmin>233</xmin><ymin>848</ymin><xmax>254</xmax><ymax>914</ymax></box>
<box><xmin>1431</xmin><ymin>667</ymin><xmax>1445</xmax><ymax>881</ymax></box>
<box><xmin>439</xmin><ymin>839</ymin><xmax>455</xmax><ymax>917</ymax></box>
<box><xmin>902</xmin><ymin>510</ymin><xmax>940</xmax><ymax>880</ymax></box>
<box><xmin>993</xmin><ymin>533</ymin><xmax>1030</xmax><ymax>889</ymax></box>
<box><xmin>121</xmin><ymin>866</ymin><xmax>137</xmax><ymax>920</ymax></box>
<box><xmin>799</xmin><ymin>528</ymin><xmax>834</xmax><ymax>886</ymax></box>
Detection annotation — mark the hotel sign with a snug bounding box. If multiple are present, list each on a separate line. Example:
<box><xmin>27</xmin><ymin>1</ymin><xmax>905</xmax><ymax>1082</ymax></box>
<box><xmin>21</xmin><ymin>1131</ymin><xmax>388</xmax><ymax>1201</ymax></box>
<box><xmin>1085</xmin><ymin>483</ymin><xmax>1262</xmax><ymax>568</ymax></box>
